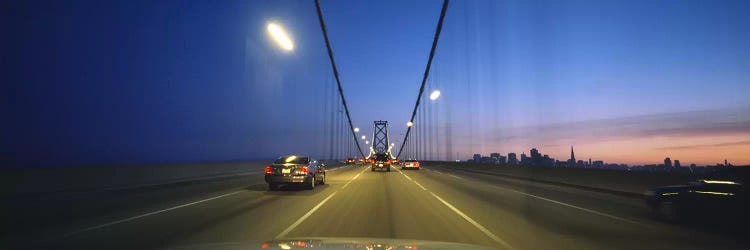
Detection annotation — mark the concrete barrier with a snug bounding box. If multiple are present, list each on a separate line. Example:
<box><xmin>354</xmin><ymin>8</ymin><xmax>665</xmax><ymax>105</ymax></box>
<box><xmin>431</xmin><ymin>162</ymin><xmax>748</xmax><ymax>197</ymax></box>
<box><xmin>2</xmin><ymin>161</ymin><xmax>346</xmax><ymax>195</ymax></box>
<box><xmin>2</xmin><ymin>161</ymin><xmax>269</xmax><ymax>194</ymax></box>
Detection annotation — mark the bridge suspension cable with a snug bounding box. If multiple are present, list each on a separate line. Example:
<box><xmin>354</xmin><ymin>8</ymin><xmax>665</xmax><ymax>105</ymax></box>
<box><xmin>396</xmin><ymin>0</ymin><xmax>450</xmax><ymax>159</ymax></box>
<box><xmin>314</xmin><ymin>0</ymin><xmax>366</xmax><ymax>158</ymax></box>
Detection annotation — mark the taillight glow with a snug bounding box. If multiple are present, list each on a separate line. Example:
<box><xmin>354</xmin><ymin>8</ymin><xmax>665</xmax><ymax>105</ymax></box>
<box><xmin>264</xmin><ymin>166</ymin><xmax>273</xmax><ymax>174</ymax></box>
<box><xmin>299</xmin><ymin>167</ymin><xmax>309</xmax><ymax>174</ymax></box>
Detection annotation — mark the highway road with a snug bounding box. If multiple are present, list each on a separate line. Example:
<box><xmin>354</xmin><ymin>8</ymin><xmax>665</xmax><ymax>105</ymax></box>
<box><xmin>3</xmin><ymin>163</ymin><xmax>746</xmax><ymax>249</ymax></box>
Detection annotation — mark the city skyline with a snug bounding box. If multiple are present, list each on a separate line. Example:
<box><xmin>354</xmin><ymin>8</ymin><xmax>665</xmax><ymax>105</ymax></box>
<box><xmin>463</xmin><ymin>145</ymin><xmax>740</xmax><ymax>168</ymax></box>
<box><xmin>429</xmin><ymin>107</ymin><xmax>750</xmax><ymax>166</ymax></box>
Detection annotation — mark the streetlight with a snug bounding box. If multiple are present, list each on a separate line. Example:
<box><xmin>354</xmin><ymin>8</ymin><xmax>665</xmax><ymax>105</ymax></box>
<box><xmin>407</xmin><ymin>121</ymin><xmax>414</xmax><ymax>127</ymax></box>
<box><xmin>429</xmin><ymin>90</ymin><xmax>441</xmax><ymax>101</ymax></box>
<box><xmin>361</xmin><ymin>135</ymin><xmax>366</xmax><ymax>140</ymax></box>
<box><xmin>266</xmin><ymin>22</ymin><xmax>294</xmax><ymax>51</ymax></box>
<box><xmin>354</xmin><ymin>127</ymin><xmax>360</xmax><ymax>133</ymax></box>
<box><xmin>365</xmin><ymin>141</ymin><xmax>369</xmax><ymax>144</ymax></box>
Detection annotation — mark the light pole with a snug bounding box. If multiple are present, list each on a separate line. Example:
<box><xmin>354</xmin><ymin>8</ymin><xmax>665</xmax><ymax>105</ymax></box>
<box><xmin>266</xmin><ymin>22</ymin><xmax>294</xmax><ymax>51</ymax></box>
<box><xmin>429</xmin><ymin>90</ymin><xmax>441</xmax><ymax>101</ymax></box>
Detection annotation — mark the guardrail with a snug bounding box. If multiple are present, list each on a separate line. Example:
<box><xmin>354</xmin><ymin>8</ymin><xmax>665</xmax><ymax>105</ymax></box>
<box><xmin>429</xmin><ymin>161</ymin><xmax>748</xmax><ymax>197</ymax></box>
<box><xmin>2</xmin><ymin>161</ymin><xmax>348</xmax><ymax>195</ymax></box>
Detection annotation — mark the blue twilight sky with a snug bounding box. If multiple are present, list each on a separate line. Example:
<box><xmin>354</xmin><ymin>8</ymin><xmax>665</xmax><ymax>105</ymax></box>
<box><xmin>3</xmin><ymin>0</ymin><xmax>749</xmax><ymax>167</ymax></box>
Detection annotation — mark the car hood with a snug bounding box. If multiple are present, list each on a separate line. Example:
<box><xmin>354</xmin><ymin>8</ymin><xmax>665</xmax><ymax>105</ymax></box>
<box><xmin>165</xmin><ymin>237</ymin><xmax>494</xmax><ymax>250</ymax></box>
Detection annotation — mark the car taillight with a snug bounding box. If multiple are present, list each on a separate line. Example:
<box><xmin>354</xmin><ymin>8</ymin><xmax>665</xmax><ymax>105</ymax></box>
<box><xmin>299</xmin><ymin>167</ymin><xmax>309</xmax><ymax>174</ymax></box>
<box><xmin>386</xmin><ymin>160</ymin><xmax>391</xmax><ymax>164</ymax></box>
<box><xmin>264</xmin><ymin>166</ymin><xmax>273</xmax><ymax>174</ymax></box>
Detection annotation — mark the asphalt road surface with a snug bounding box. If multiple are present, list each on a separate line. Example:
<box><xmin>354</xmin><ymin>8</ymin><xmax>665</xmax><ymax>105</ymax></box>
<box><xmin>3</xmin><ymin>164</ymin><xmax>746</xmax><ymax>249</ymax></box>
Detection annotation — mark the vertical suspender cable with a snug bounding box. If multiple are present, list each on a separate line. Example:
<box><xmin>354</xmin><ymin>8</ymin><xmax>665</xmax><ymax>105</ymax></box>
<box><xmin>315</xmin><ymin>0</ymin><xmax>366</xmax><ymax>158</ymax></box>
<box><xmin>396</xmin><ymin>0</ymin><xmax>449</xmax><ymax>159</ymax></box>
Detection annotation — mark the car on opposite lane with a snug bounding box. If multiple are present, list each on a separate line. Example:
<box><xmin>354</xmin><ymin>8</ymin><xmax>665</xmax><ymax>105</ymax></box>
<box><xmin>265</xmin><ymin>155</ymin><xmax>326</xmax><ymax>190</ymax></box>
<box><xmin>645</xmin><ymin>179</ymin><xmax>746</xmax><ymax>222</ymax></box>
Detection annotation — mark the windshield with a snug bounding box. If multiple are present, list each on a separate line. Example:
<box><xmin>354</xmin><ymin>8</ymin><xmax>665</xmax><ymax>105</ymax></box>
<box><xmin>375</xmin><ymin>155</ymin><xmax>390</xmax><ymax>161</ymax></box>
<box><xmin>273</xmin><ymin>156</ymin><xmax>309</xmax><ymax>165</ymax></box>
<box><xmin>5</xmin><ymin>0</ymin><xmax>749</xmax><ymax>250</ymax></box>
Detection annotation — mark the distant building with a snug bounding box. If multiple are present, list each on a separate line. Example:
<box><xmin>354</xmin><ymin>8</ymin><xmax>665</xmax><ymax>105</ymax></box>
<box><xmin>473</xmin><ymin>154</ymin><xmax>481</xmax><ymax>163</ymax></box>
<box><xmin>664</xmin><ymin>157</ymin><xmax>672</xmax><ymax>168</ymax></box>
<box><xmin>490</xmin><ymin>153</ymin><xmax>501</xmax><ymax>158</ymax></box>
<box><xmin>570</xmin><ymin>146</ymin><xmax>576</xmax><ymax>161</ymax></box>
<box><xmin>530</xmin><ymin>148</ymin><xmax>542</xmax><ymax>166</ymax></box>
<box><xmin>593</xmin><ymin>160</ymin><xmax>604</xmax><ymax>168</ymax></box>
<box><xmin>588</xmin><ymin>158</ymin><xmax>592</xmax><ymax>167</ymax></box>
<box><xmin>507</xmin><ymin>153</ymin><xmax>518</xmax><ymax>165</ymax></box>
<box><xmin>568</xmin><ymin>146</ymin><xmax>576</xmax><ymax>168</ymax></box>
<box><xmin>542</xmin><ymin>154</ymin><xmax>554</xmax><ymax>167</ymax></box>
<box><xmin>480</xmin><ymin>156</ymin><xmax>495</xmax><ymax>164</ymax></box>
<box><xmin>496</xmin><ymin>156</ymin><xmax>507</xmax><ymax>165</ymax></box>
<box><xmin>674</xmin><ymin>160</ymin><xmax>681</xmax><ymax>168</ymax></box>
<box><xmin>555</xmin><ymin>160</ymin><xmax>567</xmax><ymax>167</ymax></box>
<box><xmin>520</xmin><ymin>153</ymin><xmax>529</xmax><ymax>166</ymax></box>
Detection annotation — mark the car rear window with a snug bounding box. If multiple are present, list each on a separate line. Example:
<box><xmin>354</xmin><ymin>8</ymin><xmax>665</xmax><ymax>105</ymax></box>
<box><xmin>273</xmin><ymin>155</ymin><xmax>309</xmax><ymax>164</ymax></box>
<box><xmin>375</xmin><ymin>155</ymin><xmax>389</xmax><ymax>161</ymax></box>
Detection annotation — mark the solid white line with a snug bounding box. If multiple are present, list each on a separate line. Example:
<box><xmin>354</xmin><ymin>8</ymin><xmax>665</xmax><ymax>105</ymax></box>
<box><xmin>63</xmin><ymin>190</ymin><xmax>243</xmax><ymax>237</ymax></box>
<box><xmin>275</xmin><ymin>191</ymin><xmax>338</xmax><ymax>239</ymax></box>
<box><xmin>413</xmin><ymin>181</ymin><xmax>428</xmax><ymax>191</ymax></box>
<box><xmin>508</xmin><ymin>189</ymin><xmax>648</xmax><ymax>227</ymax></box>
<box><xmin>430</xmin><ymin>192</ymin><xmax>515</xmax><ymax>250</ymax></box>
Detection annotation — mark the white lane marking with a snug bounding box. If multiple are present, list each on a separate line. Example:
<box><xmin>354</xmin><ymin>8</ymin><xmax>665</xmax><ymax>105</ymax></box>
<box><xmin>275</xmin><ymin>191</ymin><xmax>338</xmax><ymax>239</ymax></box>
<box><xmin>439</xmin><ymin>167</ymin><xmax>648</xmax><ymax>226</ymax></box>
<box><xmin>397</xmin><ymin>166</ymin><xmax>513</xmax><ymax>248</ymax></box>
<box><xmin>63</xmin><ymin>190</ymin><xmax>243</xmax><ymax>237</ymax></box>
<box><xmin>396</xmin><ymin>167</ymin><xmax>423</xmax><ymax>190</ymax></box>
<box><xmin>341</xmin><ymin>167</ymin><xmax>368</xmax><ymax>189</ymax></box>
<box><xmin>447</xmin><ymin>174</ymin><xmax>465</xmax><ymax>180</ymax></box>
<box><xmin>401</xmin><ymin>173</ymin><xmax>413</xmax><ymax>181</ymax></box>
<box><xmin>507</xmin><ymin>189</ymin><xmax>648</xmax><ymax>227</ymax></box>
<box><xmin>430</xmin><ymin>192</ymin><xmax>515</xmax><ymax>250</ymax></box>
<box><xmin>276</xmin><ymin>165</ymin><xmax>367</xmax><ymax>238</ymax></box>
<box><xmin>413</xmin><ymin>181</ymin><xmax>428</xmax><ymax>191</ymax></box>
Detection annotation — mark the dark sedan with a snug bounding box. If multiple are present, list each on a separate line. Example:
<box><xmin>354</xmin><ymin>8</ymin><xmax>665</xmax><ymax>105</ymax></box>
<box><xmin>265</xmin><ymin>155</ymin><xmax>326</xmax><ymax>190</ymax></box>
<box><xmin>645</xmin><ymin>179</ymin><xmax>746</xmax><ymax>221</ymax></box>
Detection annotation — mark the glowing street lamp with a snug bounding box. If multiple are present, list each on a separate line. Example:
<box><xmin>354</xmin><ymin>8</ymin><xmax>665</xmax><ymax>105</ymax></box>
<box><xmin>429</xmin><ymin>90</ymin><xmax>441</xmax><ymax>101</ymax></box>
<box><xmin>361</xmin><ymin>135</ymin><xmax>366</xmax><ymax>140</ymax></box>
<box><xmin>354</xmin><ymin>127</ymin><xmax>360</xmax><ymax>133</ymax></box>
<box><xmin>365</xmin><ymin>141</ymin><xmax>369</xmax><ymax>145</ymax></box>
<box><xmin>266</xmin><ymin>22</ymin><xmax>294</xmax><ymax>51</ymax></box>
<box><xmin>407</xmin><ymin>121</ymin><xmax>414</xmax><ymax>127</ymax></box>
